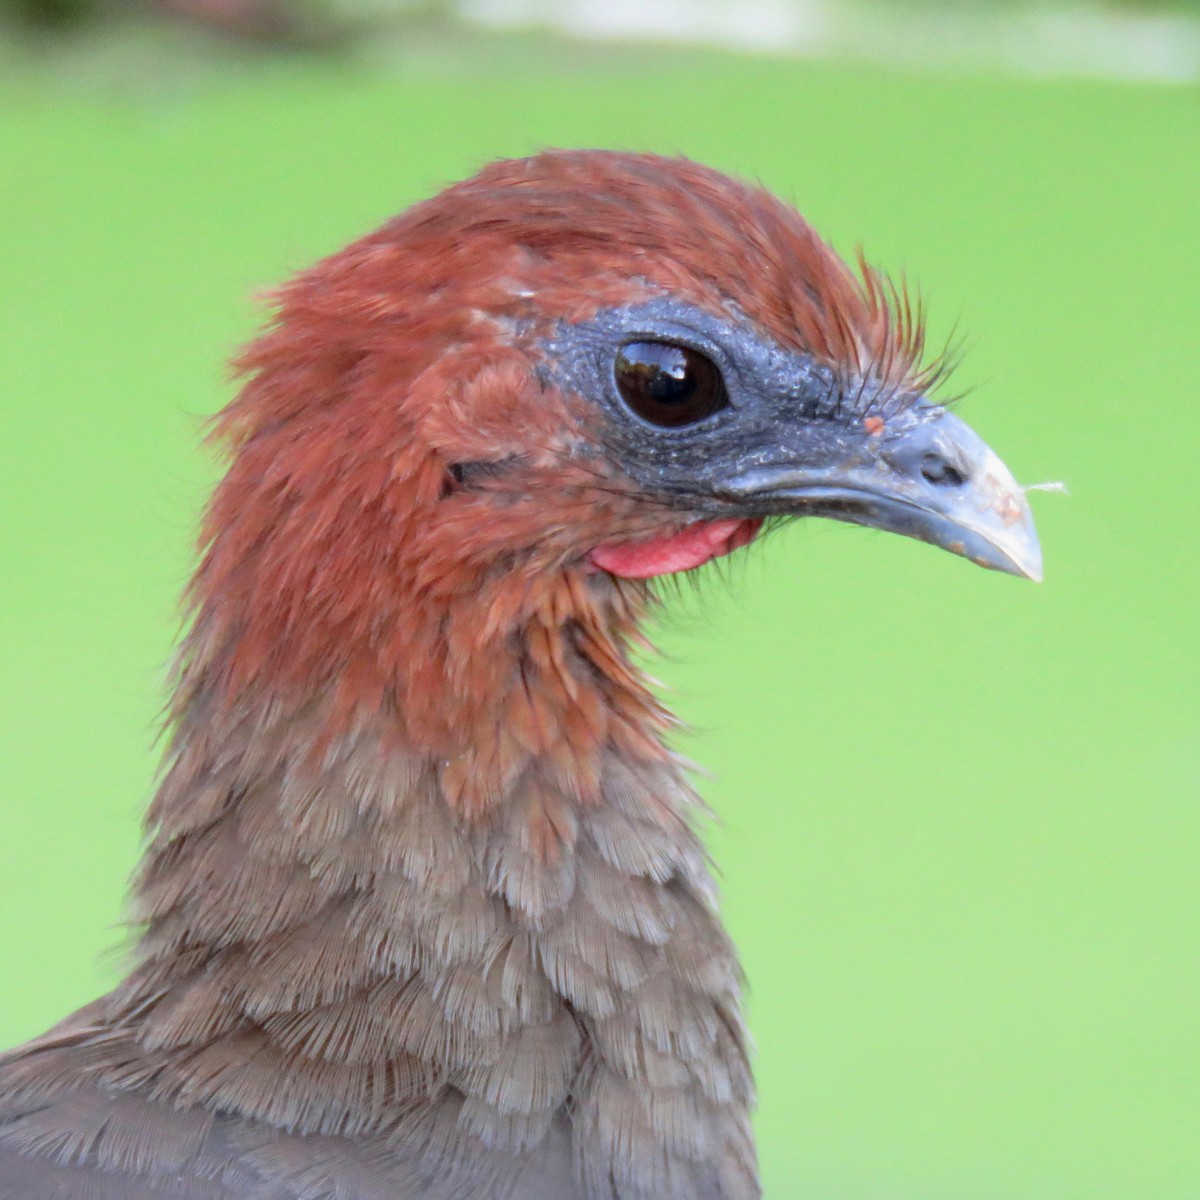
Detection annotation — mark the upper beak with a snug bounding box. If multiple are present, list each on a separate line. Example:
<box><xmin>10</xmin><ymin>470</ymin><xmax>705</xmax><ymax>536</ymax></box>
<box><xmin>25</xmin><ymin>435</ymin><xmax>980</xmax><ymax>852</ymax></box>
<box><xmin>717</xmin><ymin>410</ymin><xmax>1042</xmax><ymax>581</ymax></box>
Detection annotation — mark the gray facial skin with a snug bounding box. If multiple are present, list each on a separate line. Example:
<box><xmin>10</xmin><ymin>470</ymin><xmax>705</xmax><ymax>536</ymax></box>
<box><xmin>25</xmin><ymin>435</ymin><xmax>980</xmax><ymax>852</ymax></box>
<box><xmin>542</xmin><ymin>298</ymin><xmax>1042</xmax><ymax>581</ymax></box>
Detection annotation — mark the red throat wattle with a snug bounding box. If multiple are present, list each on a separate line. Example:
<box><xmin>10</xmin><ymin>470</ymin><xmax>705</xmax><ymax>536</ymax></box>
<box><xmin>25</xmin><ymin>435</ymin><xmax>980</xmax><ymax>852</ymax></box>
<box><xmin>588</xmin><ymin>518</ymin><xmax>764</xmax><ymax>580</ymax></box>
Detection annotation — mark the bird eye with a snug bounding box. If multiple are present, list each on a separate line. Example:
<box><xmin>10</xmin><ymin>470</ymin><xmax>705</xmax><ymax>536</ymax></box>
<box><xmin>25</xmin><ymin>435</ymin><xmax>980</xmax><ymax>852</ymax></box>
<box><xmin>613</xmin><ymin>341</ymin><xmax>729</xmax><ymax>429</ymax></box>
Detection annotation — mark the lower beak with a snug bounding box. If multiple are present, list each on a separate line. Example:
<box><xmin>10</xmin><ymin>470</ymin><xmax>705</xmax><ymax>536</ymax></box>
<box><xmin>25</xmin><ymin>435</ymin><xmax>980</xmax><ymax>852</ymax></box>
<box><xmin>717</xmin><ymin>411</ymin><xmax>1042</xmax><ymax>581</ymax></box>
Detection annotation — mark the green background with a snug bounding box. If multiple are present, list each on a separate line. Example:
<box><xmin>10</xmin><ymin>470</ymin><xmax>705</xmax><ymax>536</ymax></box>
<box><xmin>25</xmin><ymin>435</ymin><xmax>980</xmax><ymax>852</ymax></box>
<box><xmin>1</xmin><ymin>46</ymin><xmax>1197</xmax><ymax>1199</ymax></box>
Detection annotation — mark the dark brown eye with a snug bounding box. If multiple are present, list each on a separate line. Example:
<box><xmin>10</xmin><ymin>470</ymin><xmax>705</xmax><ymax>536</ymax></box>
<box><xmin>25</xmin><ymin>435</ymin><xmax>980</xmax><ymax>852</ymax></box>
<box><xmin>613</xmin><ymin>341</ymin><xmax>729</xmax><ymax>428</ymax></box>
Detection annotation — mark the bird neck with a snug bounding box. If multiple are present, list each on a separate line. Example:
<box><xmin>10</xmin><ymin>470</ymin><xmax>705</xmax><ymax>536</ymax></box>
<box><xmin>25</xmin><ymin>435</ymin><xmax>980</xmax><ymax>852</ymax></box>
<box><xmin>110</xmin><ymin>574</ymin><xmax>759</xmax><ymax>1199</ymax></box>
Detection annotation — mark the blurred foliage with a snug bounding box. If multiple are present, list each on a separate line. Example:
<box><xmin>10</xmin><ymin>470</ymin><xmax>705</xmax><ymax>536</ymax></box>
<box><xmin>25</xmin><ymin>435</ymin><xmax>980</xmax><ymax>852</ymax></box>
<box><xmin>1</xmin><ymin>0</ymin><xmax>1195</xmax><ymax>54</ymax></box>
<box><xmin>0</xmin><ymin>0</ymin><xmax>453</xmax><ymax>45</ymax></box>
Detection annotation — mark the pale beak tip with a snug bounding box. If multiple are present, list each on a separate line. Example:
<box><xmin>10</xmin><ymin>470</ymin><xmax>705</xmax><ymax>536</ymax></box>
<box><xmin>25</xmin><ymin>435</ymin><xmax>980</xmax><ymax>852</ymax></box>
<box><xmin>1013</xmin><ymin>551</ymin><xmax>1043</xmax><ymax>584</ymax></box>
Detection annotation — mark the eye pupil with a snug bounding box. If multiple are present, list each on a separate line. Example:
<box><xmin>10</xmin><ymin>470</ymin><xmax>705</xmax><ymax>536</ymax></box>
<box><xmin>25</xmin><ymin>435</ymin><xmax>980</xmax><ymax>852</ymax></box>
<box><xmin>614</xmin><ymin>341</ymin><xmax>729</xmax><ymax>428</ymax></box>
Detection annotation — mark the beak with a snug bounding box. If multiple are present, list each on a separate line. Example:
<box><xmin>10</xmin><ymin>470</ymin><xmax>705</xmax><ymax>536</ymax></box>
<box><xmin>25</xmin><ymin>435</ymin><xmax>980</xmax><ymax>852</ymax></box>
<box><xmin>717</xmin><ymin>410</ymin><xmax>1042</xmax><ymax>581</ymax></box>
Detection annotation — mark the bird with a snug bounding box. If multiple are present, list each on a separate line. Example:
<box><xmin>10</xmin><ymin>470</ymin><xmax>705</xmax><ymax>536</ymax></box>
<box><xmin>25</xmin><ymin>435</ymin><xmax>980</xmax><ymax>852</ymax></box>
<box><xmin>0</xmin><ymin>149</ymin><xmax>1040</xmax><ymax>1200</ymax></box>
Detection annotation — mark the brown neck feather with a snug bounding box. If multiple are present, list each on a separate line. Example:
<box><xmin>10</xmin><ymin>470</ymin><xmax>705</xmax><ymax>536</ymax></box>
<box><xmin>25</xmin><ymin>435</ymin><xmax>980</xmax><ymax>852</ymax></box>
<box><xmin>98</xmin><ymin>572</ymin><xmax>759</xmax><ymax>1199</ymax></box>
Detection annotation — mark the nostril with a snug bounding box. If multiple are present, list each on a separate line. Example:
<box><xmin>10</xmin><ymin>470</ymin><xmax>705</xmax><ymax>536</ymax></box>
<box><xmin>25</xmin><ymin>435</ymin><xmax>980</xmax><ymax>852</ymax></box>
<box><xmin>920</xmin><ymin>452</ymin><xmax>966</xmax><ymax>487</ymax></box>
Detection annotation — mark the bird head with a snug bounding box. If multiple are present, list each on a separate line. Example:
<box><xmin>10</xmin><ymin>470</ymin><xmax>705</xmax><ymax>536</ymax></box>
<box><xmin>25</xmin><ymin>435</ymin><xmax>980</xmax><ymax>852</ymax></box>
<box><xmin>198</xmin><ymin>151</ymin><xmax>1039</xmax><ymax>732</ymax></box>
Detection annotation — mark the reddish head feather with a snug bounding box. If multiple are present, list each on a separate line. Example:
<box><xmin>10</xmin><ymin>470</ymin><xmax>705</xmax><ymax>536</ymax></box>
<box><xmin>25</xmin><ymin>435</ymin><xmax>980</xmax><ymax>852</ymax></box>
<box><xmin>188</xmin><ymin>151</ymin><xmax>931</xmax><ymax>783</ymax></box>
